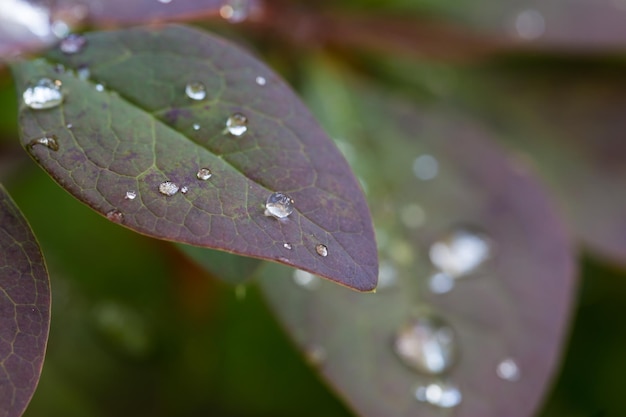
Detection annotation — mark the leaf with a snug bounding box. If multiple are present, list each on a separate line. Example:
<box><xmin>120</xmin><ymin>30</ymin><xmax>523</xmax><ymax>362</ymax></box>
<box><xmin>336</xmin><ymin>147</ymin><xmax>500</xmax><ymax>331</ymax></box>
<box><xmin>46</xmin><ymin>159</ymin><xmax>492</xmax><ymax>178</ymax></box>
<box><xmin>11</xmin><ymin>24</ymin><xmax>377</xmax><ymax>291</ymax></box>
<box><xmin>258</xmin><ymin>63</ymin><xmax>576</xmax><ymax>417</ymax></box>
<box><xmin>178</xmin><ymin>244</ymin><xmax>261</xmax><ymax>285</ymax></box>
<box><xmin>0</xmin><ymin>183</ymin><xmax>50</xmax><ymax>417</ymax></box>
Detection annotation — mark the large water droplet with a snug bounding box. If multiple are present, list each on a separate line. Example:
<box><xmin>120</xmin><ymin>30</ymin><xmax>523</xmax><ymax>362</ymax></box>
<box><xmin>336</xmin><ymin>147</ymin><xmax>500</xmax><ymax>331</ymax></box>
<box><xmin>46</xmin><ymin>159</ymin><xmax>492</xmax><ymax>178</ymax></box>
<box><xmin>29</xmin><ymin>135</ymin><xmax>59</xmax><ymax>151</ymax></box>
<box><xmin>293</xmin><ymin>270</ymin><xmax>321</xmax><ymax>290</ymax></box>
<box><xmin>414</xmin><ymin>382</ymin><xmax>462</xmax><ymax>408</ymax></box>
<box><xmin>264</xmin><ymin>192</ymin><xmax>294</xmax><ymax>219</ymax></box>
<box><xmin>196</xmin><ymin>168</ymin><xmax>212</xmax><ymax>181</ymax></box>
<box><xmin>185</xmin><ymin>82</ymin><xmax>206</xmax><ymax>100</ymax></box>
<box><xmin>412</xmin><ymin>154</ymin><xmax>439</xmax><ymax>180</ymax></box>
<box><xmin>106</xmin><ymin>209</ymin><xmax>124</xmax><ymax>223</ymax></box>
<box><xmin>429</xmin><ymin>228</ymin><xmax>492</xmax><ymax>278</ymax></box>
<box><xmin>59</xmin><ymin>33</ymin><xmax>86</xmax><ymax>54</ymax></box>
<box><xmin>23</xmin><ymin>78</ymin><xmax>63</xmax><ymax>109</ymax></box>
<box><xmin>497</xmin><ymin>358</ymin><xmax>521</xmax><ymax>381</ymax></box>
<box><xmin>225</xmin><ymin>113</ymin><xmax>248</xmax><ymax>136</ymax></box>
<box><xmin>125</xmin><ymin>190</ymin><xmax>137</xmax><ymax>200</ymax></box>
<box><xmin>158</xmin><ymin>181</ymin><xmax>180</xmax><ymax>196</ymax></box>
<box><xmin>394</xmin><ymin>315</ymin><xmax>457</xmax><ymax>375</ymax></box>
<box><xmin>428</xmin><ymin>272</ymin><xmax>455</xmax><ymax>294</ymax></box>
<box><xmin>315</xmin><ymin>244</ymin><xmax>328</xmax><ymax>257</ymax></box>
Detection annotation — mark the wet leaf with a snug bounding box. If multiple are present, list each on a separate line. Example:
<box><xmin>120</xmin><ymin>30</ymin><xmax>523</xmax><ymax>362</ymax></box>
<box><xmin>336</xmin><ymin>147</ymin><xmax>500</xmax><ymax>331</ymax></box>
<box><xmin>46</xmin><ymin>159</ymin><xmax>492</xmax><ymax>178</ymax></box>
<box><xmin>0</xmin><ymin>184</ymin><xmax>50</xmax><ymax>417</ymax></box>
<box><xmin>258</xmin><ymin>64</ymin><xmax>576</xmax><ymax>417</ymax></box>
<box><xmin>11</xmin><ymin>25</ymin><xmax>377</xmax><ymax>291</ymax></box>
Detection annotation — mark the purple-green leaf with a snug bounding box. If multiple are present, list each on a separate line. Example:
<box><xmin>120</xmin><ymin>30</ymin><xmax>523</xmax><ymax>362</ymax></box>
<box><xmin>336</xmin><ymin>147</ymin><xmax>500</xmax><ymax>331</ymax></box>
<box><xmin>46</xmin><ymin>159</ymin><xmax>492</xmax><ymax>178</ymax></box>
<box><xmin>258</xmin><ymin>67</ymin><xmax>576</xmax><ymax>417</ymax></box>
<box><xmin>11</xmin><ymin>25</ymin><xmax>377</xmax><ymax>291</ymax></box>
<box><xmin>0</xmin><ymin>184</ymin><xmax>50</xmax><ymax>417</ymax></box>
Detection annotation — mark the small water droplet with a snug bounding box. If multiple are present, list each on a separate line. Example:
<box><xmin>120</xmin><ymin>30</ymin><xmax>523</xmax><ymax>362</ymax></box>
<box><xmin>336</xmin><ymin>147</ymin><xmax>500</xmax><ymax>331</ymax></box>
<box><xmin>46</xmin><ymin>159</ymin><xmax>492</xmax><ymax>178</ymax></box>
<box><xmin>394</xmin><ymin>314</ymin><xmax>457</xmax><ymax>375</ymax></box>
<box><xmin>412</xmin><ymin>154</ymin><xmax>439</xmax><ymax>181</ymax></box>
<box><xmin>429</xmin><ymin>227</ymin><xmax>492</xmax><ymax>278</ymax></box>
<box><xmin>95</xmin><ymin>83</ymin><xmax>104</xmax><ymax>92</ymax></box>
<box><xmin>180</xmin><ymin>185</ymin><xmax>189</xmax><ymax>194</ymax></box>
<box><xmin>400</xmin><ymin>204</ymin><xmax>426</xmax><ymax>229</ymax></box>
<box><xmin>414</xmin><ymin>382</ymin><xmax>462</xmax><ymax>408</ymax></box>
<box><xmin>220</xmin><ymin>0</ymin><xmax>251</xmax><ymax>23</ymax></box>
<box><xmin>29</xmin><ymin>135</ymin><xmax>59</xmax><ymax>151</ymax></box>
<box><xmin>497</xmin><ymin>358</ymin><xmax>521</xmax><ymax>381</ymax></box>
<box><xmin>293</xmin><ymin>270</ymin><xmax>321</xmax><ymax>290</ymax></box>
<box><xmin>106</xmin><ymin>209</ymin><xmax>124</xmax><ymax>223</ymax></box>
<box><xmin>66</xmin><ymin>123</ymin><xmax>73</xmax><ymax>129</ymax></box>
<box><xmin>23</xmin><ymin>78</ymin><xmax>63</xmax><ymax>110</ymax></box>
<box><xmin>196</xmin><ymin>168</ymin><xmax>212</xmax><ymax>181</ymax></box>
<box><xmin>185</xmin><ymin>82</ymin><xmax>206</xmax><ymax>100</ymax></box>
<box><xmin>306</xmin><ymin>345</ymin><xmax>327</xmax><ymax>366</ymax></box>
<box><xmin>428</xmin><ymin>272</ymin><xmax>455</xmax><ymax>294</ymax></box>
<box><xmin>315</xmin><ymin>244</ymin><xmax>328</xmax><ymax>257</ymax></box>
<box><xmin>158</xmin><ymin>0</ymin><xmax>172</xmax><ymax>3</ymax></box>
<box><xmin>377</xmin><ymin>261</ymin><xmax>398</xmax><ymax>289</ymax></box>
<box><xmin>514</xmin><ymin>9</ymin><xmax>545</xmax><ymax>40</ymax></box>
<box><xmin>283</xmin><ymin>243</ymin><xmax>293</xmax><ymax>250</ymax></box>
<box><xmin>158</xmin><ymin>181</ymin><xmax>180</xmax><ymax>196</ymax></box>
<box><xmin>60</xmin><ymin>33</ymin><xmax>86</xmax><ymax>54</ymax></box>
<box><xmin>193</xmin><ymin>123</ymin><xmax>200</xmax><ymax>131</ymax></box>
<box><xmin>264</xmin><ymin>192</ymin><xmax>294</xmax><ymax>219</ymax></box>
<box><xmin>125</xmin><ymin>190</ymin><xmax>137</xmax><ymax>200</ymax></box>
<box><xmin>225</xmin><ymin>113</ymin><xmax>248</xmax><ymax>136</ymax></box>
<box><xmin>255</xmin><ymin>75</ymin><xmax>266</xmax><ymax>86</ymax></box>
<box><xmin>76</xmin><ymin>65</ymin><xmax>90</xmax><ymax>80</ymax></box>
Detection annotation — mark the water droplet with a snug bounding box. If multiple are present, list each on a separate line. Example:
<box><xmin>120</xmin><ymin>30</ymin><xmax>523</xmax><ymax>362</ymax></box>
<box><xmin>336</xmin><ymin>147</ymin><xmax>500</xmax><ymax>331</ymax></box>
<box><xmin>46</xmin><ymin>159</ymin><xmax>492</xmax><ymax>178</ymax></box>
<box><xmin>293</xmin><ymin>270</ymin><xmax>321</xmax><ymax>290</ymax></box>
<box><xmin>225</xmin><ymin>113</ymin><xmax>248</xmax><ymax>136</ymax></box>
<box><xmin>28</xmin><ymin>135</ymin><xmax>59</xmax><ymax>151</ymax></box>
<box><xmin>193</xmin><ymin>123</ymin><xmax>201</xmax><ymax>131</ymax></box>
<box><xmin>180</xmin><ymin>185</ymin><xmax>189</xmax><ymax>194</ymax></box>
<box><xmin>158</xmin><ymin>181</ymin><xmax>179</xmax><ymax>196</ymax></box>
<box><xmin>59</xmin><ymin>33</ymin><xmax>86</xmax><ymax>54</ymax></box>
<box><xmin>412</xmin><ymin>154</ymin><xmax>439</xmax><ymax>181</ymax></box>
<box><xmin>428</xmin><ymin>272</ymin><xmax>455</xmax><ymax>294</ymax></box>
<box><xmin>106</xmin><ymin>209</ymin><xmax>124</xmax><ymax>223</ymax></box>
<box><xmin>497</xmin><ymin>358</ymin><xmax>521</xmax><ymax>381</ymax></box>
<box><xmin>125</xmin><ymin>190</ymin><xmax>137</xmax><ymax>200</ymax></box>
<box><xmin>315</xmin><ymin>244</ymin><xmax>328</xmax><ymax>257</ymax></box>
<box><xmin>76</xmin><ymin>65</ymin><xmax>90</xmax><ymax>80</ymax></box>
<box><xmin>377</xmin><ymin>261</ymin><xmax>398</xmax><ymax>289</ymax></box>
<box><xmin>283</xmin><ymin>243</ymin><xmax>292</xmax><ymax>250</ymax></box>
<box><xmin>220</xmin><ymin>0</ymin><xmax>251</xmax><ymax>23</ymax></box>
<box><xmin>305</xmin><ymin>345</ymin><xmax>327</xmax><ymax>366</ymax></box>
<box><xmin>185</xmin><ymin>82</ymin><xmax>206</xmax><ymax>100</ymax></box>
<box><xmin>95</xmin><ymin>83</ymin><xmax>104</xmax><ymax>92</ymax></box>
<box><xmin>400</xmin><ymin>204</ymin><xmax>425</xmax><ymax>229</ymax></box>
<box><xmin>196</xmin><ymin>168</ymin><xmax>212</xmax><ymax>181</ymax></box>
<box><xmin>51</xmin><ymin>20</ymin><xmax>70</xmax><ymax>38</ymax></box>
<box><xmin>264</xmin><ymin>192</ymin><xmax>294</xmax><ymax>219</ymax></box>
<box><xmin>158</xmin><ymin>0</ymin><xmax>172</xmax><ymax>3</ymax></box>
<box><xmin>414</xmin><ymin>382</ymin><xmax>462</xmax><ymax>408</ymax></box>
<box><xmin>23</xmin><ymin>78</ymin><xmax>63</xmax><ymax>110</ymax></box>
<box><xmin>429</xmin><ymin>228</ymin><xmax>492</xmax><ymax>278</ymax></box>
<box><xmin>255</xmin><ymin>75</ymin><xmax>266</xmax><ymax>86</ymax></box>
<box><xmin>394</xmin><ymin>315</ymin><xmax>457</xmax><ymax>375</ymax></box>
<box><xmin>514</xmin><ymin>9</ymin><xmax>545</xmax><ymax>40</ymax></box>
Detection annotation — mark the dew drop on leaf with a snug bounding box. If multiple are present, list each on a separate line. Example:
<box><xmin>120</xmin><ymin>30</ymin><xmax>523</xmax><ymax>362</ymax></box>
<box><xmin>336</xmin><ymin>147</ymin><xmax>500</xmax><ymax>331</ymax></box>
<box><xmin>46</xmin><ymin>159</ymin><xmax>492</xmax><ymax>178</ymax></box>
<box><xmin>59</xmin><ymin>33</ymin><xmax>86</xmax><ymax>54</ymax></box>
<box><xmin>429</xmin><ymin>227</ymin><xmax>492</xmax><ymax>278</ymax></box>
<box><xmin>124</xmin><ymin>190</ymin><xmax>137</xmax><ymax>200</ymax></box>
<box><xmin>315</xmin><ymin>244</ymin><xmax>328</xmax><ymax>257</ymax></box>
<box><xmin>106</xmin><ymin>209</ymin><xmax>124</xmax><ymax>223</ymax></box>
<box><xmin>264</xmin><ymin>192</ymin><xmax>294</xmax><ymax>219</ymax></box>
<box><xmin>192</xmin><ymin>123</ymin><xmax>200</xmax><ymax>131</ymax></box>
<box><xmin>180</xmin><ymin>185</ymin><xmax>189</xmax><ymax>194</ymax></box>
<box><xmin>158</xmin><ymin>181</ymin><xmax>179</xmax><ymax>196</ymax></box>
<box><xmin>394</xmin><ymin>314</ymin><xmax>457</xmax><ymax>375</ymax></box>
<box><xmin>293</xmin><ymin>270</ymin><xmax>321</xmax><ymax>290</ymax></box>
<box><xmin>196</xmin><ymin>168</ymin><xmax>212</xmax><ymax>181</ymax></box>
<box><xmin>23</xmin><ymin>78</ymin><xmax>63</xmax><ymax>109</ymax></box>
<box><xmin>496</xmin><ymin>358</ymin><xmax>521</xmax><ymax>381</ymax></box>
<box><xmin>414</xmin><ymin>382</ymin><xmax>462</xmax><ymax>408</ymax></box>
<box><xmin>225</xmin><ymin>112</ymin><xmax>248</xmax><ymax>136</ymax></box>
<box><xmin>185</xmin><ymin>81</ymin><xmax>206</xmax><ymax>100</ymax></box>
<box><xmin>283</xmin><ymin>243</ymin><xmax>293</xmax><ymax>250</ymax></box>
<box><xmin>255</xmin><ymin>75</ymin><xmax>266</xmax><ymax>86</ymax></box>
<box><xmin>28</xmin><ymin>135</ymin><xmax>59</xmax><ymax>151</ymax></box>
<box><xmin>95</xmin><ymin>83</ymin><xmax>104</xmax><ymax>92</ymax></box>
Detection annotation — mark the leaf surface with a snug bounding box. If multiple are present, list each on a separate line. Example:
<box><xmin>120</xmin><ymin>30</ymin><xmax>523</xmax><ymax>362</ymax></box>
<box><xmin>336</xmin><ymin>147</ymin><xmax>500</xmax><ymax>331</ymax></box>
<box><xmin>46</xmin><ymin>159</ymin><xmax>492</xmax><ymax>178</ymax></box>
<box><xmin>11</xmin><ymin>25</ymin><xmax>377</xmax><ymax>291</ymax></box>
<box><xmin>0</xmin><ymin>184</ymin><xmax>50</xmax><ymax>417</ymax></box>
<box><xmin>258</xmin><ymin>65</ymin><xmax>576</xmax><ymax>417</ymax></box>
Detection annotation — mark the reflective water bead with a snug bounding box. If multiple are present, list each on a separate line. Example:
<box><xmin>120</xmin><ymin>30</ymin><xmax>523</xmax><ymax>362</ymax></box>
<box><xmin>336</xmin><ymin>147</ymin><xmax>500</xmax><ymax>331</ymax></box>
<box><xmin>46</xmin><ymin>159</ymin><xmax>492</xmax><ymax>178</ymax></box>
<box><xmin>106</xmin><ymin>209</ymin><xmax>124</xmax><ymax>223</ymax></box>
<box><xmin>315</xmin><ymin>244</ymin><xmax>328</xmax><ymax>257</ymax></box>
<box><xmin>394</xmin><ymin>315</ymin><xmax>457</xmax><ymax>375</ymax></box>
<box><xmin>283</xmin><ymin>243</ymin><xmax>293</xmax><ymax>250</ymax></box>
<box><xmin>196</xmin><ymin>168</ymin><xmax>212</xmax><ymax>181</ymax></box>
<box><xmin>255</xmin><ymin>76</ymin><xmax>266</xmax><ymax>86</ymax></box>
<box><xmin>429</xmin><ymin>228</ymin><xmax>492</xmax><ymax>278</ymax></box>
<box><xmin>60</xmin><ymin>33</ymin><xmax>86</xmax><ymax>54</ymax></box>
<box><xmin>264</xmin><ymin>192</ymin><xmax>294</xmax><ymax>219</ymax></box>
<box><xmin>158</xmin><ymin>0</ymin><xmax>172</xmax><ymax>3</ymax></box>
<box><xmin>29</xmin><ymin>135</ymin><xmax>59</xmax><ymax>151</ymax></box>
<box><xmin>428</xmin><ymin>272</ymin><xmax>455</xmax><ymax>294</ymax></box>
<box><xmin>414</xmin><ymin>382</ymin><xmax>462</xmax><ymax>408</ymax></box>
<box><xmin>180</xmin><ymin>185</ymin><xmax>189</xmax><ymax>194</ymax></box>
<box><xmin>225</xmin><ymin>113</ymin><xmax>248</xmax><ymax>136</ymax></box>
<box><xmin>23</xmin><ymin>78</ymin><xmax>63</xmax><ymax>109</ymax></box>
<box><xmin>125</xmin><ymin>190</ymin><xmax>137</xmax><ymax>200</ymax></box>
<box><xmin>95</xmin><ymin>83</ymin><xmax>104</xmax><ymax>92</ymax></box>
<box><xmin>497</xmin><ymin>358</ymin><xmax>521</xmax><ymax>381</ymax></box>
<box><xmin>158</xmin><ymin>181</ymin><xmax>179</xmax><ymax>196</ymax></box>
<box><xmin>185</xmin><ymin>82</ymin><xmax>206</xmax><ymax>100</ymax></box>
<box><xmin>293</xmin><ymin>270</ymin><xmax>321</xmax><ymax>290</ymax></box>
<box><xmin>193</xmin><ymin>123</ymin><xmax>200</xmax><ymax>131</ymax></box>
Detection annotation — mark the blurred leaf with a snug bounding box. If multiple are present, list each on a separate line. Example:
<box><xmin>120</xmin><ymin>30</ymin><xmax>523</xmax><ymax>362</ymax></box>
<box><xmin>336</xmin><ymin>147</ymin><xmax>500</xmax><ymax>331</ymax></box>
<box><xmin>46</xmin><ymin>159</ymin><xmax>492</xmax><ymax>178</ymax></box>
<box><xmin>178</xmin><ymin>244</ymin><xmax>261</xmax><ymax>285</ymax></box>
<box><xmin>0</xmin><ymin>183</ymin><xmax>50</xmax><ymax>417</ymax></box>
<box><xmin>258</xmin><ymin>59</ymin><xmax>576</xmax><ymax>417</ymax></box>
<box><xmin>11</xmin><ymin>24</ymin><xmax>377</xmax><ymax>291</ymax></box>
